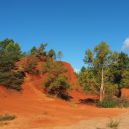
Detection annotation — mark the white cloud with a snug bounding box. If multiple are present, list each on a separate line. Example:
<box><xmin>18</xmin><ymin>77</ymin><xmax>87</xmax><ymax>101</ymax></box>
<box><xmin>122</xmin><ymin>37</ymin><xmax>129</xmax><ymax>50</ymax></box>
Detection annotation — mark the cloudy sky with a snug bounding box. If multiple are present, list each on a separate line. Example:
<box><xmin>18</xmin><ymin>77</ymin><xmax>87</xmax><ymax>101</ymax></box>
<box><xmin>0</xmin><ymin>0</ymin><xmax>129</xmax><ymax>71</ymax></box>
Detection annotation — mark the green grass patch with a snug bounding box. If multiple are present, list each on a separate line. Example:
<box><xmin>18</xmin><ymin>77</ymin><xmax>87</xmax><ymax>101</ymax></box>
<box><xmin>97</xmin><ymin>97</ymin><xmax>129</xmax><ymax>108</ymax></box>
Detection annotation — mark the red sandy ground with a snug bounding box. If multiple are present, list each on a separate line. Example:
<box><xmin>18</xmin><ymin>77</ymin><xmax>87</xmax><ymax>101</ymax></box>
<box><xmin>0</xmin><ymin>62</ymin><xmax>128</xmax><ymax>129</ymax></box>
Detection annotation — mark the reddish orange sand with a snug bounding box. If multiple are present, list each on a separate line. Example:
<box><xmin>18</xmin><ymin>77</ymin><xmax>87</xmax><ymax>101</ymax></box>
<box><xmin>0</xmin><ymin>78</ymin><xmax>126</xmax><ymax>129</ymax></box>
<box><xmin>0</xmin><ymin>62</ymin><xmax>127</xmax><ymax>129</ymax></box>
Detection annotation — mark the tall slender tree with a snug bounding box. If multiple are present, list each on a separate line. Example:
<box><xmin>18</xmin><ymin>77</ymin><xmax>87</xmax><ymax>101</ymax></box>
<box><xmin>57</xmin><ymin>51</ymin><xmax>63</xmax><ymax>61</ymax></box>
<box><xmin>84</xmin><ymin>42</ymin><xmax>111</xmax><ymax>102</ymax></box>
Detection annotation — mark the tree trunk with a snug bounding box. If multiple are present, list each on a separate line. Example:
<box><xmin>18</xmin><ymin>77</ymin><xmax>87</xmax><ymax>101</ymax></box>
<box><xmin>100</xmin><ymin>67</ymin><xmax>104</xmax><ymax>102</ymax></box>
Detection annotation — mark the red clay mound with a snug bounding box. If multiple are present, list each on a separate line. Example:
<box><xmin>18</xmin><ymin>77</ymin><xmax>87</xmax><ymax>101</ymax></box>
<box><xmin>0</xmin><ymin>61</ymin><xmax>127</xmax><ymax>129</ymax></box>
<box><xmin>0</xmin><ymin>86</ymin><xmax>21</xmax><ymax>99</ymax></box>
<box><xmin>21</xmin><ymin>61</ymin><xmax>80</xmax><ymax>98</ymax></box>
<box><xmin>62</xmin><ymin>62</ymin><xmax>80</xmax><ymax>89</ymax></box>
<box><xmin>121</xmin><ymin>88</ymin><xmax>129</xmax><ymax>98</ymax></box>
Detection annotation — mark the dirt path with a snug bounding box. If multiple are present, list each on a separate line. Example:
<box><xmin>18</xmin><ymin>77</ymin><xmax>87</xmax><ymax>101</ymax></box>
<box><xmin>0</xmin><ymin>110</ymin><xmax>129</xmax><ymax>129</ymax></box>
<box><xmin>53</xmin><ymin>112</ymin><xmax>129</xmax><ymax>129</ymax></box>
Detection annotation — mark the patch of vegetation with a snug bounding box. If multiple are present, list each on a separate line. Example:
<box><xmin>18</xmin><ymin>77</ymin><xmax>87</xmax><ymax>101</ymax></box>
<box><xmin>107</xmin><ymin>119</ymin><xmax>120</xmax><ymax>129</ymax></box>
<box><xmin>43</xmin><ymin>74</ymin><xmax>70</xmax><ymax>99</ymax></box>
<box><xmin>0</xmin><ymin>114</ymin><xmax>16</xmax><ymax>122</ymax></box>
<box><xmin>0</xmin><ymin>71</ymin><xmax>25</xmax><ymax>90</ymax></box>
<box><xmin>77</xmin><ymin>42</ymin><xmax>129</xmax><ymax>103</ymax></box>
<box><xmin>42</xmin><ymin>59</ymin><xmax>70</xmax><ymax>99</ymax></box>
<box><xmin>0</xmin><ymin>39</ymin><xmax>25</xmax><ymax>90</ymax></box>
<box><xmin>97</xmin><ymin>97</ymin><xmax>117</xmax><ymax>108</ymax></box>
<box><xmin>115</xmin><ymin>97</ymin><xmax>129</xmax><ymax>108</ymax></box>
<box><xmin>97</xmin><ymin>97</ymin><xmax>129</xmax><ymax>108</ymax></box>
<box><xmin>21</xmin><ymin>55</ymin><xmax>39</xmax><ymax>74</ymax></box>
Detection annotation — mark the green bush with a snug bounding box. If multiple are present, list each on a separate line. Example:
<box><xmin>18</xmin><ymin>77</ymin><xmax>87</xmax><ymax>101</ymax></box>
<box><xmin>97</xmin><ymin>97</ymin><xmax>117</xmax><ymax>108</ymax></box>
<box><xmin>0</xmin><ymin>71</ymin><xmax>25</xmax><ymax>91</ymax></box>
<box><xmin>42</xmin><ymin>59</ymin><xmax>70</xmax><ymax>99</ymax></box>
<box><xmin>42</xmin><ymin>59</ymin><xmax>67</xmax><ymax>75</ymax></box>
<box><xmin>43</xmin><ymin>74</ymin><xmax>70</xmax><ymax>98</ymax></box>
<box><xmin>97</xmin><ymin>97</ymin><xmax>129</xmax><ymax>108</ymax></box>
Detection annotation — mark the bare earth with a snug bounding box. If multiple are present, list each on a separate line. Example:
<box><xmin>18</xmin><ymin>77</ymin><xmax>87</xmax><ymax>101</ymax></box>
<box><xmin>0</xmin><ymin>75</ymin><xmax>129</xmax><ymax>129</ymax></box>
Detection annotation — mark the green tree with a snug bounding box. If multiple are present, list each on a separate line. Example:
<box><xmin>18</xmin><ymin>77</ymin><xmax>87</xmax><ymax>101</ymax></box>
<box><xmin>42</xmin><ymin>59</ymin><xmax>66</xmax><ymax>76</ymax></box>
<box><xmin>47</xmin><ymin>49</ymin><xmax>56</xmax><ymax>59</ymax></box>
<box><xmin>0</xmin><ymin>39</ymin><xmax>24</xmax><ymax>90</ymax></box>
<box><xmin>78</xmin><ymin>67</ymin><xmax>100</xmax><ymax>94</ymax></box>
<box><xmin>30</xmin><ymin>46</ymin><xmax>37</xmax><ymax>55</ymax></box>
<box><xmin>30</xmin><ymin>43</ymin><xmax>47</xmax><ymax>60</ymax></box>
<box><xmin>108</xmin><ymin>52</ymin><xmax>129</xmax><ymax>97</ymax></box>
<box><xmin>57</xmin><ymin>51</ymin><xmax>63</xmax><ymax>61</ymax></box>
<box><xmin>84</xmin><ymin>42</ymin><xmax>111</xmax><ymax>102</ymax></box>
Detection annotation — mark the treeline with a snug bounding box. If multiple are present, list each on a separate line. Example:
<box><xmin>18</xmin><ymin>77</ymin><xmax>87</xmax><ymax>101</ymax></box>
<box><xmin>0</xmin><ymin>38</ymin><xmax>70</xmax><ymax>98</ymax></box>
<box><xmin>77</xmin><ymin>42</ymin><xmax>129</xmax><ymax>102</ymax></box>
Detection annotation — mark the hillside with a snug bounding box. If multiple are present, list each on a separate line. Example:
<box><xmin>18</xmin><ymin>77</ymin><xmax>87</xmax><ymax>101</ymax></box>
<box><xmin>0</xmin><ymin>60</ymin><xmax>128</xmax><ymax>129</ymax></box>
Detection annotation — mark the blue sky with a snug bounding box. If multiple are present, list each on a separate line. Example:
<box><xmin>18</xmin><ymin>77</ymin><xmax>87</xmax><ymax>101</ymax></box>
<box><xmin>0</xmin><ymin>0</ymin><xmax>129</xmax><ymax>71</ymax></box>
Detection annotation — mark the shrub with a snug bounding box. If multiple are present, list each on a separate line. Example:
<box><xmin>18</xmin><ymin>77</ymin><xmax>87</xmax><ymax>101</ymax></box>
<box><xmin>116</xmin><ymin>97</ymin><xmax>129</xmax><ymax>108</ymax></box>
<box><xmin>43</xmin><ymin>74</ymin><xmax>70</xmax><ymax>98</ymax></box>
<box><xmin>0</xmin><ymin>114</ymin><xmax>16</xmax><ymax>121</ymax></box>
<box><xmin>21</xmin><ymin>55</ymin><xmax>39</xmax><ymax>74</ymax></box>
<box><xmin>0</xmin><ymin>71</ymin><xmax>25</xmax><ymax>91</ymax></box>
<box><xmin>107</xmin><ymin>119</ymin><xmax>120</xmax><ymax>129</ymax></box>
<box><xmin>42</xmin><ymin>59</ymin><xmax>67</xmax><ymax>75</ymax></box>
<box><xmin>97</xmin><ymin>97</ymin><xmax>129</xmax><ymax>108</ymax></box>
<box><xmin>97</xmin><ymin>97</ymin><xmax>117</xmax><ymax>108</ymax></box>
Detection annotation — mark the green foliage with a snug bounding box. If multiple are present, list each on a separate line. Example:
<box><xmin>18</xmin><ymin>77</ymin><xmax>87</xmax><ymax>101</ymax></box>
<box><xmin>0</xmin><ymin>114</ymin><xmax>16</xmax><ymax>121</ymax></box>
<box><xmin>97</xmin><ymin>97</ymin><xmax>129</xmax><ymax>108</ymax></box>
<box><xmin>80</xmin><ymin>42</ymin><xmax>129</xmax><ymax>100</ymax></box>
<box><xmin>43</xmin><ymin>74</ymin><xmax>70</xmax><ymax>97</ymax></box>
<box><xmin>78</xmin><ymin>67</ymin><xmax>100</xmax><ymax>94</ymax></box>
<box><xmin>83</xmin><ymin>49</ymin><xmax>93</xmax><ymax>65</ymax></box>
<box><xmin>108</xmin><ymin>52</ymin><xmax>129</xmax><ymax>89</ymax></box>
<box><xmin>0</xmin><ymin>39</ymin><xmax>22</xmax><ymax>71</ymax></box>
<box><xmin>0</xmin><ymin>39</ymin><xmax>24</xmax><ymax>90</ymax></box>
<box><xmin>83</xmin><ymin>42</ymin><xmax>111</xmax><ymax>101</ymax></box>
<box><xmin>47</xmin><ymin>49</ymin><xmax>56</xmax><ymax>59</ymax></box>
<box><xmin>84</xmin><ymin>42</ymin><xmax>111</xmax><ymax>68</ymax></box>
<box><xmin>57</xmin><ymin>51</ymin><xmax>63</xmax><ymax>61</ymax></box>
<box><xmin>104</xmin><ymin>83</ymin><xmax>118</xmax><ymax>97</ymax></box>
<box><xmin>42</xmin><ymin>59</ymin><xmax>67</xmax><ymax>75</ymax></box>
<box><xmin>97</xmin><ymin>97</ymin><xmax>117</xmax><ymax>108</ymax></box>
<box><xmin>94</xmin><ymin>42</ymin><xmax>110</xmax><ymax>66</ymax></box>
<box><xmin>30</xmin><ymin>43</ymin><xmax>47</xmax><ymax>60</ymax></box>
<box><xmin>0</xmin><ymin>71</ymin><xmax>24</xmax><ymax>90</ymax></box>
<box><xmin>42</xmin><ymin>59</ymin><xmax>70</xmax><ymax>98</ymax></box>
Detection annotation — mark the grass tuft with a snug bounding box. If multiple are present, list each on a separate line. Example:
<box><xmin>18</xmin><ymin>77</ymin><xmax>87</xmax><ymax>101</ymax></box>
<box><xmin>0</xmin><ymin>114</ymin><xmax>16</xmax><ymax>122</ymax></box>
<box><xmin>107</xmin><ymin>119</ymin><xmax>120</xmax><ymax>129</ymax></box>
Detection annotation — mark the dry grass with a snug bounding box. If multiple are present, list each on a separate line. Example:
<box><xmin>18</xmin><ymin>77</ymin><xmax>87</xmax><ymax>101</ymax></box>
<box><xmin>0</xmin><ymin>114</ymin><xmax>16</xmax><ymax>122</ymax></box>
<box><xmin>107</xmin><ymin>119</ymin><xmax>120</xmax><ymax>129</ymax></box>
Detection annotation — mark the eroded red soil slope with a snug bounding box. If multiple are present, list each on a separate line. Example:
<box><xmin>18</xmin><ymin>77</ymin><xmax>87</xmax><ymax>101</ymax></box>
<box><xmin>0</xmin><ymin>61</ymin><xmax>127</xmax><ymax>129</ymax></box>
